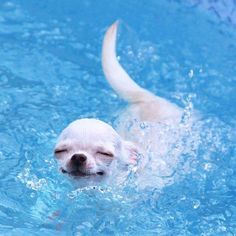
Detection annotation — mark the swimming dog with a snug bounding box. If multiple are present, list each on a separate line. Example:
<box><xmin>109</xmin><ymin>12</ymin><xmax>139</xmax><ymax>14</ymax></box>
<box><xmin>54</xmin><ymin>21</ymin><xmax>183</xmax><ymax>178</ymax></box>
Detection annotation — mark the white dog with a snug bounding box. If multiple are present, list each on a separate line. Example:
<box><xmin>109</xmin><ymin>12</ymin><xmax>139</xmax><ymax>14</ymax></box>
<box><xmin>54</xmin><ymin>21</ymin><xmax>183</xmax><ymax>180</ymax></box>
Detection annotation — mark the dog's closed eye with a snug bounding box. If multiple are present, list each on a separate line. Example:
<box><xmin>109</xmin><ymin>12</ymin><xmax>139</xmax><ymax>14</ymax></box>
<box><xmin>54</xmin><ymin>149</ymin><xmax>68</xmax><ymax>154</ymax></box>
<box><xmin>97</xmin><ymin>151</ymin><xmax>114</xmax><ymax>157</ymax></box>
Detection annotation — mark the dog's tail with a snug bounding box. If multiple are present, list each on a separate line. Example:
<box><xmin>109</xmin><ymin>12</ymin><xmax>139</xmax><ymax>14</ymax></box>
<box><xmin>102</xmin><ymin>21</ymin><xmax>157</xmax><ymax>104</ymax></box>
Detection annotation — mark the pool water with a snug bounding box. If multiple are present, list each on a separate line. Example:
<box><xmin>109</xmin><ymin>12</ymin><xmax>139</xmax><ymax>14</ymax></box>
<box><xmin>0</xmin><ymin>0</ymin><xmax>236</xmax><ymax>235</ymax></box>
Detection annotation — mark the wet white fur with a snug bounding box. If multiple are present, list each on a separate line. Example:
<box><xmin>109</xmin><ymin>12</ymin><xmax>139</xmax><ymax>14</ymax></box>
<box><xmin>55</xmin><ymin>21</ymin><xmax>183</xmax><ymax>179</ymax></box>
<box><xmin>102</xmin><ymin>21</ymin><xmax>182</xmax><ymax>123</ymax></box>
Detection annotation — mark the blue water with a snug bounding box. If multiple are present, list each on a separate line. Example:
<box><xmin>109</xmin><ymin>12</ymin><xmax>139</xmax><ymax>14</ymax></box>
<box><xmin>0</xmin><ymin>0</ymin><xmax>236</xmax><ymax>235</ymax></box>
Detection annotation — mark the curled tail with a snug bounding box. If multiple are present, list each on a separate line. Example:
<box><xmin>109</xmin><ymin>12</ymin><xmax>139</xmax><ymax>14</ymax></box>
<box><xmin>102</xmin><ymin>21</ymin><xmax>156</xmax><ymax>103</ymax></box>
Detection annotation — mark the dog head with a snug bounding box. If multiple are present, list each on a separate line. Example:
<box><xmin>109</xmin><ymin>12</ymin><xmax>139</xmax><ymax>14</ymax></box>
<box><xmin>54</xmin><ymin>118</ymin><xmax>138</xmax><ymax>178</ymax></box>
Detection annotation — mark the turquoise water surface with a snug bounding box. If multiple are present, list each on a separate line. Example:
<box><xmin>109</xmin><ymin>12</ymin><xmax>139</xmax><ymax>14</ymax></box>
<box><xmin>0</xmin><ymin>0</ymin><xmax>236</xmax><ymax>235</ymax></box>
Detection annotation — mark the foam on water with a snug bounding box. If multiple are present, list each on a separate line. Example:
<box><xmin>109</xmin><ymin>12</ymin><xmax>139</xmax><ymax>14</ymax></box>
<box><xmin>0</xmin><ymin>0</ymin><xmax>236</xmax><ymax>235</ymax></box>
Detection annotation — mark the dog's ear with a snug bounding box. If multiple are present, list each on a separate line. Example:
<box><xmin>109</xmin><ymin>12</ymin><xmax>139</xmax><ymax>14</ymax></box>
<box><xmin>121</xmin><ymin>140</ymin><xmax>140</xmax><ymax>165</ymax></box>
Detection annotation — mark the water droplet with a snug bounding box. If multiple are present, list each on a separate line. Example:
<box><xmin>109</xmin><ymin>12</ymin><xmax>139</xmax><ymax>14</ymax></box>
<box><xmin>193</xmin><ymin>199</ymin><xmax>200</xmax><ymax>209</ymax></box>
<box><xmin>188</xmin><ymin>69</ymin><xmax>194</xmax><ymax>78</ymax></box>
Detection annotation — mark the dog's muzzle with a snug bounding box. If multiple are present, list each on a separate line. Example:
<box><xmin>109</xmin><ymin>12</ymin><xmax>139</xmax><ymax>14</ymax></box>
<box><xmin>60</xmin><ymin>153</ymin><xmax>105</xmax><ymax>177</ymax></box>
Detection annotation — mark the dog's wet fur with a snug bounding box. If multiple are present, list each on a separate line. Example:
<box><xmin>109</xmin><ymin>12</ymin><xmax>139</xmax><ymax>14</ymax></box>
<box><xmin>54</xmin><ymin>21</ymin><xmax>183</xmax><ymax>180</ymax></box>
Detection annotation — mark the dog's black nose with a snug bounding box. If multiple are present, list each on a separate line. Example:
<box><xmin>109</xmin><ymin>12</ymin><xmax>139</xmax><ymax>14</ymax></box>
<box><xmin>71</xmin><ymin>154</ymin><xmax>87</xmax><ymax>165</ymax></box>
